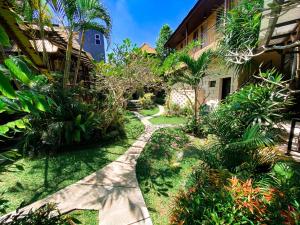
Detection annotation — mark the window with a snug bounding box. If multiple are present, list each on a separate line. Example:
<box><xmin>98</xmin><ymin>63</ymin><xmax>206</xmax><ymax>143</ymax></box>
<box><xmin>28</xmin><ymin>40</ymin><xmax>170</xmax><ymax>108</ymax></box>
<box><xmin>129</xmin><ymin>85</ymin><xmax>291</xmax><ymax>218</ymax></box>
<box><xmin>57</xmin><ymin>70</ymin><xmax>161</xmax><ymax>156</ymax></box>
<box><xmin>209</xmin><ymin>80</ymin><xmax>216</xmax><ymax>88</ymax></box>
<box><xmin>200</xmin><ymin>23</ymin><xmax>208</xmax><ymax>48</ymax></box>
<box><xmin>95</xmin><ymin>34</ymin><xmax>101</xmax><ymax>45</ymax></box>
<box><xmin>193</xmin><ymin>30</ymin><xmax>199</xmax><ymax>41</ymax></box>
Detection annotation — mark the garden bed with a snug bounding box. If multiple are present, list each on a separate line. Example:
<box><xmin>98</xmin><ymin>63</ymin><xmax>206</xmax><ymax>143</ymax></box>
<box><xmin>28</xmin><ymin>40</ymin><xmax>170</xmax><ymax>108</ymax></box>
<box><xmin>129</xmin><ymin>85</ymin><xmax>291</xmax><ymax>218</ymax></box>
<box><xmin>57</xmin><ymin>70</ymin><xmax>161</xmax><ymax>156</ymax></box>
<box><xmin>0</xmin><ymin>112</ymin><xmax>144</xmax><ymax>215</ymax></box>
<box><xmin>136</xmin><ymin>128</ymin><xmax>202</xmax><ymax>224</ymax></box>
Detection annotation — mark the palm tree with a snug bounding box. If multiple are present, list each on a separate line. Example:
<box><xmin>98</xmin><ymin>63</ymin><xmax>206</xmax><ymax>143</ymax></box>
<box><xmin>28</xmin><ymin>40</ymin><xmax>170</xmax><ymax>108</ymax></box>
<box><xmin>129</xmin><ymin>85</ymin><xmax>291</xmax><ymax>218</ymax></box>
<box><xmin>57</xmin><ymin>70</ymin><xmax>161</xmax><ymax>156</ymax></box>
<box><xmin>177</xmin><ymin>50</ymin><xmax>211</xmax><ymax>122</ymax></box>
<box><xmin>47</xmin><ymin>0</ymin><xmax>78</xmax><ymax>88</ymax></box>
<box><xmin>73</xmin><ymin>0</ymin><xmax>111</xmax><ymax>85</ymax></box>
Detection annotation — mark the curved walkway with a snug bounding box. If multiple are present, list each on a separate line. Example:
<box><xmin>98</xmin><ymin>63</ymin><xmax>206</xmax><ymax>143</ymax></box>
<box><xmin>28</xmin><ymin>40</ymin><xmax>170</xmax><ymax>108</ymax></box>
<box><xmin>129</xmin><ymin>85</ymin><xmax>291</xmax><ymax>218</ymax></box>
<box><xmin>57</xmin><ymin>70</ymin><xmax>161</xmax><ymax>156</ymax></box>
<box><xmin>1</xmin><ymin>106</ymin><xmax>167</xmax><ymax>225</ymax></box>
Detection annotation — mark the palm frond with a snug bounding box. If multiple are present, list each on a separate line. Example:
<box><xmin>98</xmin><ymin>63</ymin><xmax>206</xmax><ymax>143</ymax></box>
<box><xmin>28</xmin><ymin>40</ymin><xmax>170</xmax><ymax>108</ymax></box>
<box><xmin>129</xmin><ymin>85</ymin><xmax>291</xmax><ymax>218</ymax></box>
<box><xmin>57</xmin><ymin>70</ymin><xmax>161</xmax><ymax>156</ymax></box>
<box><xmin>228</xmin><ymin>124</ymin><xmax>274</xmax><ymax>150</ymax></box>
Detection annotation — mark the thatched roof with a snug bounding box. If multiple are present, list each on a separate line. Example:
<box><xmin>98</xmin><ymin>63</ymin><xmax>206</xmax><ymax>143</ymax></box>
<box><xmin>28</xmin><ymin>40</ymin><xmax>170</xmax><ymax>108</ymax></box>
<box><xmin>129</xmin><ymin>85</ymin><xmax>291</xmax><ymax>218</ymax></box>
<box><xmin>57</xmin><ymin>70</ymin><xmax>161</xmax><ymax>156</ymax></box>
<box><xmin>18</xmin><ymin>24</ymin><xmax>94</xmax><ymax>68</ymax></box>
<box><xmin>11</xmin><ymin>40</ymin><xmax>58</xmax><ymax>53</ymax></box>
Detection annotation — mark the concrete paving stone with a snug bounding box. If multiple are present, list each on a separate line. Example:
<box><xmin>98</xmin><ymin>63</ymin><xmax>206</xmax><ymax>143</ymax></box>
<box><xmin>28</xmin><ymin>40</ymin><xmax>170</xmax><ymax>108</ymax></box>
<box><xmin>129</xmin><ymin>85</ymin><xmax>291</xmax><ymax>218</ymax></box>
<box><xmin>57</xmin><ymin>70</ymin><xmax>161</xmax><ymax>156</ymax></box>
<box><xmin>132</xmin><ymin>140</ymin><xmax>148</xmax><ymax>148</ymax></box>
<box><xmin>99</xmin><ymin>187</ymin><xmax>151</xmax><ymax>225</ymax></box>
<box><xmin>129</xmin><ymin>218</ymin><xmax>153</xmax><ymax>225</ymax></box>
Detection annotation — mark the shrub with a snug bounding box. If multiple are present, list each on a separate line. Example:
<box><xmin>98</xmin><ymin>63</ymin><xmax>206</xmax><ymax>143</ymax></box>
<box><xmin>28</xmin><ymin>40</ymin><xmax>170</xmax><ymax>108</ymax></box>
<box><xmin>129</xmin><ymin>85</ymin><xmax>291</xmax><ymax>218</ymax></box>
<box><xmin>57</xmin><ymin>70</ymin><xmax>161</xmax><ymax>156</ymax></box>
<box><xmin>139</xmin><ymin>93</ymin><xmax>155</xmax><ymax>109</ymax></box>
<box><xmin>200</xmin><ymin>71</ymin><xmax>291</xmax><ymax>172</ymax></box>
<box><xmin>171</xmin><ymin>170</ymin><xmax>300</xmax><ymax>225</ymax></box>
<box><xmin>0</xmin><ymin>203</ymin><xmax>74</xmax><ymax>225</ymax></box>
<box><xmin>165</xmin><ymin>103</ymin><xmax>181</xmax><ymax>116</ymax></box>
<box><xmin>218</xmin><ymin>0</ymin><xmax>264</xmax><ymax>55</ymax></box>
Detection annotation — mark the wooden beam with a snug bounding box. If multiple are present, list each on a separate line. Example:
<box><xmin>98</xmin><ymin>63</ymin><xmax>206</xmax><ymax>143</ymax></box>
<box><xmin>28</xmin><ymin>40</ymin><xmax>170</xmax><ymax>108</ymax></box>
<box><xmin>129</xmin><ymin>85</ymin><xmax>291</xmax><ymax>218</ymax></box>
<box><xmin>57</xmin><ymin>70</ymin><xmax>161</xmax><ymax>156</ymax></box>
<box><xmin>259</xmin><ymin>0</ymin><xmax>284</xmax><ymax>46</ymax></box>
<box><xmin>0</xmin><ymin>1</ymin><xmax>47</xmax><ymax>73</ymax></box>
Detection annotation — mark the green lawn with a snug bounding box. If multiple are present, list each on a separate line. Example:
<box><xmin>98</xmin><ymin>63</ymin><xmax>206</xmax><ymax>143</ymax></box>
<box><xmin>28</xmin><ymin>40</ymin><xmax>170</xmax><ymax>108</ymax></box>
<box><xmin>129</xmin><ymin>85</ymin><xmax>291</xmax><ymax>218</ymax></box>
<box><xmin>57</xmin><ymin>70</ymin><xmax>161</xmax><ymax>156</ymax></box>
<box><xmin>68</xmin><ymin>210</ymin><xmax>98</xmax><ymax>225</ymax></box>
<box><xmin>139</xmin><ymin>106</ymin><xmax>159</xmax><ymax>117</ymax></box>
<box><xmin>136</xmin><ymin>128</ymin><xmax>201</xmax><ymax>225</ymax></box>
<box><xmin>0</xmin><ymin>112</ymin><xmax>144</xmax><ymax>215</ymax></box>
<box><xmin>149</xmin><ymin>116</ymin><xmax>187</xmax><ymax>125</ymax></box>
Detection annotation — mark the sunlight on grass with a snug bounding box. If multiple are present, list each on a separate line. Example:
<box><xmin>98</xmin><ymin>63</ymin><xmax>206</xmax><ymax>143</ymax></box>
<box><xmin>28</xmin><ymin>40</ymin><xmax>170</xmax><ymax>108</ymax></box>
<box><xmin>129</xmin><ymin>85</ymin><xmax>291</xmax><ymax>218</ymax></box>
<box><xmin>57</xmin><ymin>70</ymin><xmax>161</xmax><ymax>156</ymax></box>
<box><xmin>68</xmin><ymin>210</ymin><xmax>98</xmax><ymax>225</ymax></box>
<box><xmin>139</xmin><ymin>107</ymin><xmax>159</xmax><ymax>117</ymax></box>
<box><xmin>136</xmin><ymin>128</ymin><xmax>201</xmax><ymax>225</ymax></box>
<box><xmin>0</xmin><ymin>112</ymin><xmax>144</xmax><ymax>215</ymax></box>
<box><xmin>149</xmin><ymin>116</ymin><xmax>187</xmax><ymax>125</ymax></box>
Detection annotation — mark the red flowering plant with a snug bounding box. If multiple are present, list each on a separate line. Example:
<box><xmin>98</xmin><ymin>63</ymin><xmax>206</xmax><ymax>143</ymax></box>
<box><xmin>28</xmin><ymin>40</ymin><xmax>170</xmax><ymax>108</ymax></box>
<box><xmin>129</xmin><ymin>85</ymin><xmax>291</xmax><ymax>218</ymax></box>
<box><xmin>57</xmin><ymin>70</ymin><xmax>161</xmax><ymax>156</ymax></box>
<box><xmin>226</xmin><ymin>177</ymin><xmax>300</xmax><ymax>224</ymax></box>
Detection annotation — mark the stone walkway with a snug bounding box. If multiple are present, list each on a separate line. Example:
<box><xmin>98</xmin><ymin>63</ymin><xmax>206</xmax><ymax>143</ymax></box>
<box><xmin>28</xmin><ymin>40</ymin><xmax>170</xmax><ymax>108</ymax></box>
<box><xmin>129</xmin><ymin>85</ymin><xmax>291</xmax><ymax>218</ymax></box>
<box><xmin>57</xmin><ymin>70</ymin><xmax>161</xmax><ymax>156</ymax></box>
<box><xmin>1</xmin><ymin>106</ymin><xmax>167</xmax><ymax>225</ymax></box>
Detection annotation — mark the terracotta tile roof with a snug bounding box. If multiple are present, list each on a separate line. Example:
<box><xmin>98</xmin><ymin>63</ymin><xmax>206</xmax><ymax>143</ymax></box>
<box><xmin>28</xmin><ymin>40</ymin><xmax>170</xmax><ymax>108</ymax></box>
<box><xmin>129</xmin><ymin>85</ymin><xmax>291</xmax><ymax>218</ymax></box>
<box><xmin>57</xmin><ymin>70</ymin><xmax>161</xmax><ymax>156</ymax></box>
<box><xmin>140</xmin><ymin>43</ymin><xmax>157</xmax><ymax>54</ymax></box>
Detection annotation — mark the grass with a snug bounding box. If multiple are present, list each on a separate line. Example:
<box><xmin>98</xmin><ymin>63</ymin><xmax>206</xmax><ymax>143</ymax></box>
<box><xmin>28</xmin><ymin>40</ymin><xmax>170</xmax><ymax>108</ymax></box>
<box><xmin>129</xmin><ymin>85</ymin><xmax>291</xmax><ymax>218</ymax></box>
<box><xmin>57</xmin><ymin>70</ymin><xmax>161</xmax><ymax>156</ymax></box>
<box><xmin>68</xmin><ymin>210</ymin><xmax>98</xmax><ymax>225</ymax></box>
<box><xmin>136</xmin><ymin>128</ymin><xmax>202</xmax><ymax>225</ymax></box>
<box><xmin>0</xmin><ymin>112</ymin><xmax>144</xmax><ymax>215</ymax></box>
<box><xmin>149</xmin><ymin>116</ymin><xmax>187</xmax><ymax>125</ymax></box>
<box><xmin>139</xmin><ymin>106</ymin><xmax>159</xmax><ymax>117</ymax></box>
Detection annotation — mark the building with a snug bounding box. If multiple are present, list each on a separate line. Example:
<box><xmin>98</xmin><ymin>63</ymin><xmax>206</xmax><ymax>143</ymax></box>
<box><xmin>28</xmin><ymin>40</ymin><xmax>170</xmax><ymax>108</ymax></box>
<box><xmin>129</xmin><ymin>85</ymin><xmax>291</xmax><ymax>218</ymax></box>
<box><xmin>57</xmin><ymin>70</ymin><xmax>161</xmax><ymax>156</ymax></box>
<box><xmin>140</xmin><ymin>43</ymin><xmax>157</xmax><ymax>55</ymax></box>
<box><xmin>79</xmin><ymin>30</ymin><xmax>106</xmax><ymax>62</ymax></box>
<box><xmin>165</xmin><ymin>0</ymin><xmax>242</xmax><ymax>108</ymax></box>
<box><xmin>165</xmin><ymin>0</ymin><xmax>300</xmax><ymax>109</ymax></box>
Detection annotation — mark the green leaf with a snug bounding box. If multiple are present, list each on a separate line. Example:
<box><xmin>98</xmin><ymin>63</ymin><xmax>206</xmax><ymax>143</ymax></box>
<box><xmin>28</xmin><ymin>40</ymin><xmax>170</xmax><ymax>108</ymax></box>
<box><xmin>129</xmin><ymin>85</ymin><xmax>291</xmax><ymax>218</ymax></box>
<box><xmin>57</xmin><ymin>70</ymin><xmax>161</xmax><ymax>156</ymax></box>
<box><xmin>0</xmin><ymin>125</ymin><xmax>10</xmax><ymax>135</ymax></box>
<box><xmin>0</xmin><ymin>26</ymin><xmax>11</xmax><ymax>47</ymax></box>
<box><xmin>0</xmin><ymin>70</ymin><xmax>16</xmax><ymax>99</ymax></box>
<box><xmin>4</xmin><ymin>57</ymin><xmax>32</xmax><ymax>85</ymax></box>
<box><xmin>74</xmin><ymin>130</ymin><xmax>81</xmax><ymax>142</ymax></box>
<box><xmin>34</xmin><ymin>96</ymin><xmax>49</xmax><ymax>112</ymax></box>
<box><xmin>75</xmin><ymin>114</ymin><xmax>82</xmax><ymax>126</ymax></box>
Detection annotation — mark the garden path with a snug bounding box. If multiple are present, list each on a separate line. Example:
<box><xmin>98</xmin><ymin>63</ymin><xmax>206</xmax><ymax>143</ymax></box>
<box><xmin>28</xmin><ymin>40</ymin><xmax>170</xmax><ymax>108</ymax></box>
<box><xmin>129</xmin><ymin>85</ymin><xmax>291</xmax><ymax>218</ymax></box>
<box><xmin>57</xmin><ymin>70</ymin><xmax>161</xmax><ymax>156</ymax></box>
<box><xmin>1</xmin><ymin>106</ymin><xmax>167</xmax><ymax>225</ymax></box>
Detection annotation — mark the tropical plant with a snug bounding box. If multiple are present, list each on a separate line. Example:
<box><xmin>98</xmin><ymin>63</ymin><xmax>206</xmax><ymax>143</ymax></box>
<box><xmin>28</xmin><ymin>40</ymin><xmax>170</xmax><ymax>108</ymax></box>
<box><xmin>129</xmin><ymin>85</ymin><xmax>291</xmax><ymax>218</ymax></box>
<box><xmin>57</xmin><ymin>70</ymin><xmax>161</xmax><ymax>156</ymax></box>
<box><xmin>73</xmin><ymin>0</ymin><xmax>112</xmax><ymax>84</ymax></box>
<box><xmin>47</xmin><ymin>0</ymin><xmax>111</xmax><ymax>87</ymax></box>
<box><xmin>0</xmin><ymin>56</ymin><xmax>53</xmax><ymax>140</ymax></box>
<box><xmin>218</xmin><ymin>0</ymin><xmax>264</xmax><ymax>64</ymax></box>
<box><xmin>139</xmin><ymin>93</ymin><xmax>155</xmax><ymax>109</ymax></box>
<box><xmin>95</xmin><ymin>39</ymin><xmax>161</xmax><ymax>116</ymax></box>
<box><xmin>0</xmin><ymin>203</ymin><xmax>77</xmax><ymax>225</ymax></box>
<box><xmin>47</xmin><ymin>0</ymin><xmax>77</xmax><ymax>88</ymax></box>
<box><xmin>176</xmin><ymin>50</ymin><xmax>211</xmax><ymax>123</ymax></box>
<box><xmin>203</xmin><ymin>70</ymin><xmax>292</xmax><ymax>144</ymax></box>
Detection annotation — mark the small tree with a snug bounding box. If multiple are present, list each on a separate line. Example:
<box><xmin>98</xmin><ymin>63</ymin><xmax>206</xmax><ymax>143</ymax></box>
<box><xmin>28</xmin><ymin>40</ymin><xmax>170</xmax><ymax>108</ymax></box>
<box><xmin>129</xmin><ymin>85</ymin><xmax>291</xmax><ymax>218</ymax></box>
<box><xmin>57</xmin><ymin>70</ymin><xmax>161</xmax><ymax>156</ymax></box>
<box><xmin>73</xmin><ymin>0</ymin><xmax>112</xmax><ymax>85</ymax></box>
<box><xmin>156</xmin><ymin>24</ymin><xmax>173</xmax><ymax>60</ymax></box>
<box><xmin>177</xmin><ymin>51</ymin><xmax>211</xmax><ymax>123</ymax></box>
<box><xmin>95</xmin><ymin>39</ymin><xmax>161</xmax><ymax>128</ymax></box>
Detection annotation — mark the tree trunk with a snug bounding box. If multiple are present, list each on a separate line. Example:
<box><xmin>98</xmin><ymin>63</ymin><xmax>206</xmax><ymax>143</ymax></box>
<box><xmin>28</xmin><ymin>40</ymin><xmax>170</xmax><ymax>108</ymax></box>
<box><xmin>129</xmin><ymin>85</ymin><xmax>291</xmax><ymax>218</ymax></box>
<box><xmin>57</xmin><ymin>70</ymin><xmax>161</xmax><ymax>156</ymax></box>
<box><xmin>63</xmin><ymin>31</ymin><xmax>73</xmax><ymax>89</ymax></box>
<box><xmin>194</xmin><ymin>86</ymin><xmax>198</xmax><ymax>123</ymax></box>
<box><xmin>38</xmin><ymin>0</ymin><xmax>51</xmax><ymax>71</ymax></box>
<box><xmin>74</xmin><ymin>29</ymin><xmax>85</xmax><ymax>85</ymax></box>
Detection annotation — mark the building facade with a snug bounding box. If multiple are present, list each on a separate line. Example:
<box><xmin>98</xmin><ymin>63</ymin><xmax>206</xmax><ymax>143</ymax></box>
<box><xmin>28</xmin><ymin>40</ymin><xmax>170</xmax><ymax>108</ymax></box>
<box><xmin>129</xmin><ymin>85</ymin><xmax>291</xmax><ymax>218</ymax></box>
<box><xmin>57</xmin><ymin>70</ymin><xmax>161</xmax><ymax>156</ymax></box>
<box><xmin>165</xmin><ymin>0</ymin><xmax>245</xmax><ymax>108</ymax></box>
<box><xmin>79</xmin><ymin>30</ymin><xmax>106</xmax><ymax>62</ymax></box>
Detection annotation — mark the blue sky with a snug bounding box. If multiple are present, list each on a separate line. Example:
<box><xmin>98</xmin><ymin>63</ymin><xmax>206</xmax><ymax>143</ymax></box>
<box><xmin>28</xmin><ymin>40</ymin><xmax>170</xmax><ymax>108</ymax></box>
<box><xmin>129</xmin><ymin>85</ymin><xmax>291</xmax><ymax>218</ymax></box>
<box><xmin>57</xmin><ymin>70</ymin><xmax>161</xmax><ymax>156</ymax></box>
<box><xmin>102</xmin><ymin>0</ymin><xmax>197</xmax><ymax>50</ymax></box>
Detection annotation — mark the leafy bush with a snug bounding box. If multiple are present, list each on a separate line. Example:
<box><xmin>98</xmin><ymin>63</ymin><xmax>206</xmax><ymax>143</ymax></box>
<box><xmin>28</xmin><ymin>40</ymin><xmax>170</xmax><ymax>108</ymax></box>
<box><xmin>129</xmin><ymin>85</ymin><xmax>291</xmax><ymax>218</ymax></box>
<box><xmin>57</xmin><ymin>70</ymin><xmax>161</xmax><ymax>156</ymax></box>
<box><xmin>139</xmin><ymin>93</ymin><xmax>155</xmax><ymax>109</ymax></box>
<box><xmin>165</xmin><ymin>103</ymin><xmax>181</xmax><ymax>116</ymax></box>
<box><xmin>203</xmin><ymin>72</ymin><xmax>291</xmax><ymax>143</ymax></box>
<box><xmin>218</xmin><ymin>0</ymin><xmax>264</xmax><ymax>55</ymax></box>
<box><xmin>0</xmin><ymin>203</ymin><xmax>74</xmax><ymax>225</ymax></box>
<box><xmin>199</xmin><ymin>71</ymin><xmax>291</xmax><ymax>172</ymax></box>
<box><xmin>171</xmin><ymin>167</ymin><xmax>300</xmax><ymax>225</ymax></box>
<box><xmin>0</xmin><ymin>56</ymin><xmax>53</xmax><ymax>141</ymax></box>
<box><xmin>0</xmin><ymin>56</ymin><xmax>127</xmax><ymax>155</ymax></box>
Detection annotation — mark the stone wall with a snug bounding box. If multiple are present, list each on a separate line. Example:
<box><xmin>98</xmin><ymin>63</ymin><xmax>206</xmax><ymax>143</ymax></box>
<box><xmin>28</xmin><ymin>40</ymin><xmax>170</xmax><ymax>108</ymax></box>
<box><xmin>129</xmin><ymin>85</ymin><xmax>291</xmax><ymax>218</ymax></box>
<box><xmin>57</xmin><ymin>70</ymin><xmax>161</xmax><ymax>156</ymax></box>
<box><xmin>169</xmin><ymin>89</ymin><xmax>194</xmax><ymax>107</ymax></box>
